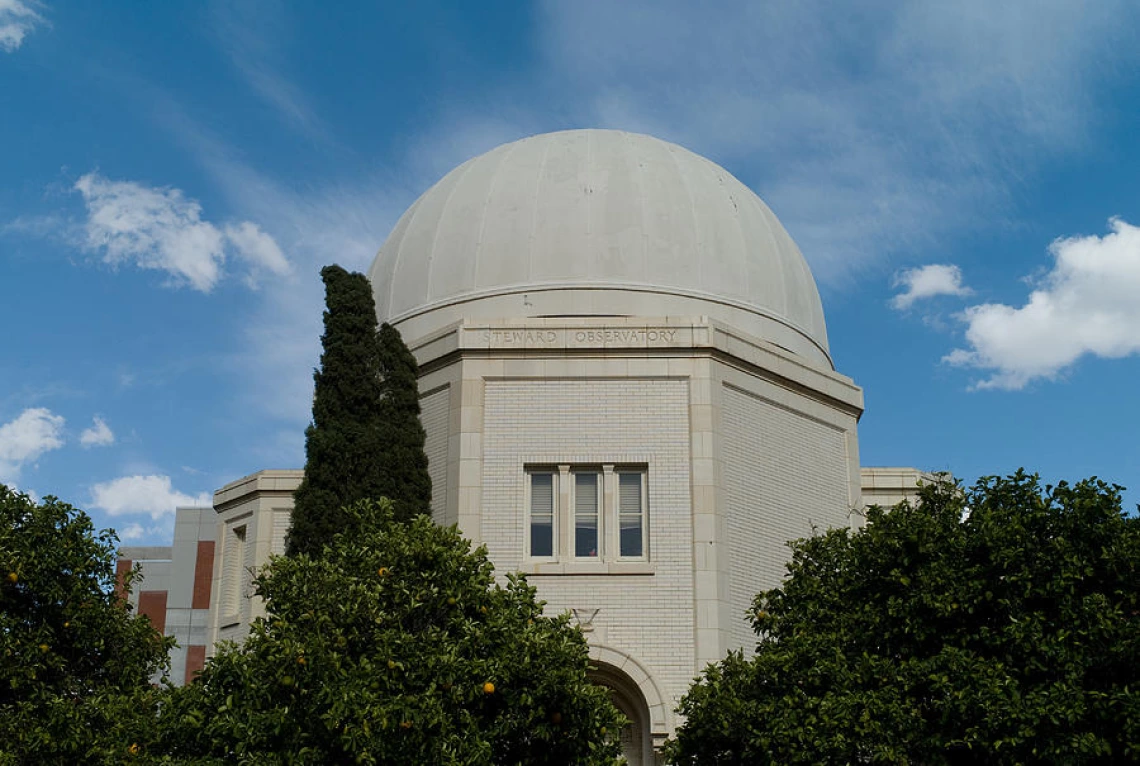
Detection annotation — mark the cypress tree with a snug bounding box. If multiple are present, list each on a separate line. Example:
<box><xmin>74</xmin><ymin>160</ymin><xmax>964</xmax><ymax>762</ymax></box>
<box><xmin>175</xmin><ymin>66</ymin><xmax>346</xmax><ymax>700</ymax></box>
<box><xmin>286</xmin><ymin>265</ymin><xmax>390</xmax><ymax>557</ymax></box>
<box><xmin>377</xmin><ymin>321</ymin><xmax>432</xmax><ymax>524</ymax></box>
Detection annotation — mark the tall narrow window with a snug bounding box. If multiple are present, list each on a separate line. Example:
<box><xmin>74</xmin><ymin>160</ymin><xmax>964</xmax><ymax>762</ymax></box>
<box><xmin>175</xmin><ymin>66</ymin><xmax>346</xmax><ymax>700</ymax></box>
<box><xmin>529</xmin><ymin>472</ymin><xmax>555</xmax><ymax>558</ymax></box>
<box><xmin>618</xmin><ymin>472</ymin><xmax>645</xmax><ymax>558</ymax></box>
<box><xmin>574</xmin><ymin>472</ymin><xmax>600</xmax><ymax>558</ymax></box>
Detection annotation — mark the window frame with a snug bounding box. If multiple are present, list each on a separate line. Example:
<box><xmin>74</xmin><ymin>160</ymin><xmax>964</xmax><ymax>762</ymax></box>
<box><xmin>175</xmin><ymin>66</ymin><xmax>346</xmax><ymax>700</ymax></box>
<box><xmin>523</xmin><ymin>463</ymin><xmax>648</xmax><ymax>566</ymax></box>
<box><xmin>572</xmin><ymin>469</ymin><xmax>603</xmax><ymax>560</ymax></box>
<box><xmin>526</xmin><ymin>468</ymin><xmax>558</xmax><ymax>560</ymax></box>
<box><xmin>615</xmin><ymin>468</ymin><xmax>649</xmax><ymax>561</ymax></box>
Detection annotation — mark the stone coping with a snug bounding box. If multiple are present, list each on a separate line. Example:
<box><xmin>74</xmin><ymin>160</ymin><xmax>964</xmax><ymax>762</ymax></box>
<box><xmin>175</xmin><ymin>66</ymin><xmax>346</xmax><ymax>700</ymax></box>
<box><xmin>213</xmin><ymin>469</ymin><xmax>304</xmax><ymax>510</ymax></box>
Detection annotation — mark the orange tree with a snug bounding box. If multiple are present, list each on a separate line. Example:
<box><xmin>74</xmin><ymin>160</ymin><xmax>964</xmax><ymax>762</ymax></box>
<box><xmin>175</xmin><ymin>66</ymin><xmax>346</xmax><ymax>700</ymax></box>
<box><xmin>667</xmin><ymin>472</ymin><xmax>1140</xmax><ymax>765</ymax></box>
<box><xmin>0</xmin><ymin>485</ymin><xmax>173</xmax><ymax>765</ymax></box>
<box><xmin>157</xmin><ymin>498</ymin><xmax>624</xmax><ymax>765</ymax></box>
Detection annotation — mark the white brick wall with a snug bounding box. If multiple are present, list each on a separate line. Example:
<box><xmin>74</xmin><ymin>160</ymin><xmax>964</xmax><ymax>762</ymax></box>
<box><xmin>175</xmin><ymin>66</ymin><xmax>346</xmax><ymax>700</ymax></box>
<box><xmin>421</xmin><ymin>386</ymin><xmax>450</xmax><ymax>524</ymax></box>
<box><xmin>482</xmin><ymin>378</ymin><xmax>695</xmax><ymax>711</ymax></box>
<box><xmin>721</xmin><ymin>384</ymin><xmax>852</xmax><ymax>653</ymax></box>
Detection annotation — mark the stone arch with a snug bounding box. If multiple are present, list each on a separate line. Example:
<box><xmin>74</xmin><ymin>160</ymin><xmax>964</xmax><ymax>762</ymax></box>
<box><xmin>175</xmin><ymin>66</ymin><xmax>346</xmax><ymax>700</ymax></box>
<box><xmin>588</xmin><ymin>644</ymin><xmax>670</xmax><ymax>762</ymax></box>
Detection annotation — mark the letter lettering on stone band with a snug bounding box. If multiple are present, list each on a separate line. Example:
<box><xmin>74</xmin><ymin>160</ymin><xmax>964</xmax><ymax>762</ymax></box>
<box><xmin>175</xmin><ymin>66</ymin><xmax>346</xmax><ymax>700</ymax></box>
<box><xmin>481</xmin><ymin>326</ymin><xmax>682</xmax><ymax>348</ymax></box>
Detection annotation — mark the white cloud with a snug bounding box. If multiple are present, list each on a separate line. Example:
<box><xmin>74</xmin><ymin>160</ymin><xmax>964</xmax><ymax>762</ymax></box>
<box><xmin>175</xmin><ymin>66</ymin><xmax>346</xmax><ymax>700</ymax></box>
<box><xmin>90</xmin><ymin>474</ymin><xmax>210</xmax><ymax>519</ymax></box>
<box><xmin>116</xmin><ymin>521</ymin><xmax>174</xmax><ymax>543</ymax></box>
<box><xmin>891</xmin><ymin>264</ymin><xmax>972</xmax><ymax>309</ymax></box>
<box><xmin>79</xmin><ymin>415</ymin><xmax>115</xmax><ymax>448</ymax></box>
<box><xmin>0</xmin><ymin>0</ymin><xmax>45</xmax><ymax>52</ymax></box>
<box><xmin>223</xmin><ymin>221</ymin><xmax>291</xmax><ymax>284</ymax></box>
<box><xmin>0</xmin><ymin>407</ymin><xmax>65</xmax><ymax>483</ymax></box>
<box><xmin>945</xmin><ymin>218</ymin><xmax>1140</xmax><ymax>390</ymax></box>
<box><xmin>73</xmin><ymin>172</ymin><xmax>289</xmax><ymax>292</ymax></box>
<box><xmin>118</xmin><ymin>522</ymin><xmax>146</xmax><ymax>541</ymax></box>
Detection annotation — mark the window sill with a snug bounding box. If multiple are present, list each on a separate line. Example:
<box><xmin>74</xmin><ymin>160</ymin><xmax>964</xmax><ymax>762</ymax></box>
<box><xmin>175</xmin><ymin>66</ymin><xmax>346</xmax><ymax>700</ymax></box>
<box><xmin>521</xmin><ymin>561</ymin><xmax>655</xmax><ymax>576</ymax></box>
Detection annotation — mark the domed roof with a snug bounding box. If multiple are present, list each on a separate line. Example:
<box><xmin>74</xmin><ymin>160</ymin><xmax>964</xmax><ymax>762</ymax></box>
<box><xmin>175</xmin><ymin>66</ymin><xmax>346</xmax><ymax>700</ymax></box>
<box><xmin>369</xmin><ymin>129</ymin><xmax>830</xmax><ymax>365</ymax></box>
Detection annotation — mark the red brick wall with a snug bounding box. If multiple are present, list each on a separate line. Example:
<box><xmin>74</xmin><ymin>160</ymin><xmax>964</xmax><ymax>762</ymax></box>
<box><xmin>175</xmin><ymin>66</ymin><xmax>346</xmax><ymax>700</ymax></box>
<box><xmin>185</xmin><ymin>645</ymin><xmax>206</xmax><ymax>685</ymax></box>
<box><xmin>137</xmin><ymin>590</ymin><xmax>168</xmax><ymax>634</ymax></box>
<box><xmin>114</xmin><ymin>559</ymin><xmax>132</xmax><ymax>599</ymax></box>
<box><xmin>192</xmin><ymin>540</ymin><xmax>215</xmax><ymax>609</ymax></box>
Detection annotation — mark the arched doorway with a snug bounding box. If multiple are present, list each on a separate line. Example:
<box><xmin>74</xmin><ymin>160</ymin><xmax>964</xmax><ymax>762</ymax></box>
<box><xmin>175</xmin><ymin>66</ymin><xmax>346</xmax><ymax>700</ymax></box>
<box><xmin>589</xmin><ymin>662</ymin><xmax>654</xmax><ymax>765</ymax></box>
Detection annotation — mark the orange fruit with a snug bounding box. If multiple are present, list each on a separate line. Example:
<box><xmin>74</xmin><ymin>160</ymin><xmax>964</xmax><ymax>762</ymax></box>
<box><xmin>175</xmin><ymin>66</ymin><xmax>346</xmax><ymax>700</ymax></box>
<box><xmin>377</xmin><ymin>567</ymin><xmax>389</xmax><ymax>577</ymax></box>
<box><xmin>38</xmin><ymin>643</ymin><xmax>49</xmax><ymax>653</ymax></box>
<box><xmin>296</xmin><ymin>656</ymin><xmax>306</xmax><ymax>665</ymax></box>
<box><xmin>6</xmin><ymin>572</ymin><xmax>16</xmax><ymax>583</ymax></box>
<box><xmin>399</xmin><ymin>720</ymin><xmax>412</xmax><ymax>729</ymax></box>
<box><xmin>483</xmin><ymin>681</ymin><xmax>495</xmax><ymax>694</ymax></box>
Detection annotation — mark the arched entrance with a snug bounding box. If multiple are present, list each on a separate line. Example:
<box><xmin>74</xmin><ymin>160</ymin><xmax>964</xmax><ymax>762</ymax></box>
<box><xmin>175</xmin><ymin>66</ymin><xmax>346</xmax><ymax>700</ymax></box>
<box><xmin>589</xmin><ymin>662</ymin><xmax>654</xmax><ymax>766</ymax></box>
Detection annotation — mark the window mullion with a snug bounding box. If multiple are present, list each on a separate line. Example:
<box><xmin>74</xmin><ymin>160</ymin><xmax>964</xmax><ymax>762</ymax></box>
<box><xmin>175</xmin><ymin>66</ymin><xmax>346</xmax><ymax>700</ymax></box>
<box><xmin>557</xmin><ymin>465</ymin><xmax>571</xmax><ymax>559</ymax></box>
<box><xmin>602</xmin><ymin>465</ymin><xmax>615</xmax><ymax>561</ymax></box>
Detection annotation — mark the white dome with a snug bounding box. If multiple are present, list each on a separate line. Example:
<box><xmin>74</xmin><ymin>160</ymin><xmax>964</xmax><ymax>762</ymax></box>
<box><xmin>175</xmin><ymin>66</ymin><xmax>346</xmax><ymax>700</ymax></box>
<box><xmin>369</xmin><ymin>129</ymin><xmax>830</xmax><ymax>365</ymax></box>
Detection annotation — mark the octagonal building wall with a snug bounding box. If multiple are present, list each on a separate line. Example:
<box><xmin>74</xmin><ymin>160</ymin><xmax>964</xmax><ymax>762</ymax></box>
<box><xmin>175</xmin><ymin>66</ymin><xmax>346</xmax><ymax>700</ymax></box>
<box><xmin>407</xmin><ymin>314</ymin><xmax>864</xmax><ymax>746</ymax></box>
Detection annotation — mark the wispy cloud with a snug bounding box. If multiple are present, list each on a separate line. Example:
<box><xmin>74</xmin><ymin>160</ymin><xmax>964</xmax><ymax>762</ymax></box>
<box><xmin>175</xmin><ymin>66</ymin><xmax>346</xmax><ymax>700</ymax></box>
<box><xmin>945</xmin><ymin>218</ymin><xmax>1140</xmax><ymax>390</ymax></box>
<box><xmin>0</xmin><ymin>0</ymin><xmax>45</xmax><ymax>52</ymax></box>
<box><xmin>90</xmin><ymin>474</ymin><xmax>210</xmax><ymax>519</ymax></box>
<box><xmin>209</xmin><ymin>0</ymin><xmax>334</xmax><ymax>145</ymax></box>
<box><xmin>73</xmin><ymin>171</ymin><xmax>290</xmax><ymax>292</ymax></box>
<box><xmin>892</xmin><ymin>264</ymin><xmax>971</xmax><ymax>310</ymax></box>
<box><xmin>536</xmin><ymin>0</ymin><xmax>1140</xmax><ymax>282</ymax></box>
<box><xmin>79</xmin><ymin>415</ymin><xmax>115</xmax><ymax>448</ymax></box>
<box><xmin>0</xmin><ymin>407</ymin><xmax>64</xmax><ymax>483</ymax></box>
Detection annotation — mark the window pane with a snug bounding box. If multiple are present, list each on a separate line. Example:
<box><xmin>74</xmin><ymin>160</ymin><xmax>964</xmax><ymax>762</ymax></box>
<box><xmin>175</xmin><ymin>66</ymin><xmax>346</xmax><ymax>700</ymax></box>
<box><xmin>619</xmin><ymin>516</ymin><xmax>642</xmax><ymax>558</ymax></box>
<box><xmin>618</xmin><ymin>473</ymin><xmax>644</xmax><ymax>557</ymax></box>
<box><xmin>575</xmin><ymin>473</ymin><xmax>599</xmax><ymax>557</ymax></box>
<box><xmin>531</xmin><ymin>520</ymin><xmax>553</xmax><ymax>557</ymax></box>
<box><xmin>530</xmin><ymin>473</ymin><xmax>554</xmax><ymax>557</ymax></box>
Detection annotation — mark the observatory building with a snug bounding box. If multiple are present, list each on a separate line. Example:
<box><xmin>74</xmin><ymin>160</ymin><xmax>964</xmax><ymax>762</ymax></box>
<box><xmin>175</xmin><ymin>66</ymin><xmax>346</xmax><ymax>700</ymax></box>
<box><xmin>120</xmin><ymin>130</ymin><xmax>928</xmax><ymax>765</ymax></box>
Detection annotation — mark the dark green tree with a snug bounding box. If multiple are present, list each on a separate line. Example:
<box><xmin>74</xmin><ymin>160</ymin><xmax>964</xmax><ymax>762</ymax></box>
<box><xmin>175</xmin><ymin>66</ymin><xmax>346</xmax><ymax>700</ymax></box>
<box><xmin>158</xmin><ymin>499</ymin><xmax>624</xmax><ymax>765</ymax></box>
<box><xmin>376</xmin><ymin>321</ymin><xmax>432</xmax><ymax>524</ymax></box>
<box><xmin>667</xmin><ymin>471</ymin><xmax>1140</xmax><ymax>765</ymax></box>
<box><xmin>287</xmin><ymin>265</ymin><xmax>392</xmax><ymax>557</ymax></box>
<box><xmin>0</xmin><ymin>485</ymin><xmax>174</xmax><ymax>764</ymax></box>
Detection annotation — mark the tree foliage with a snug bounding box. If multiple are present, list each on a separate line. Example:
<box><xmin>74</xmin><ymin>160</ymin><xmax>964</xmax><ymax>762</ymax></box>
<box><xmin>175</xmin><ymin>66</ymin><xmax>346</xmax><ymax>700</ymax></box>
<box><xmin>287</xmin><ymin>266</ymin><xmax>432</xmax><ymax>556</ymax></box>
<box><xmin>668</xmin><ymin>471</ymin><xmax>1140</xmax><ymax>765</ymax></box>
<box><xmin>0</xmin><ymin>485</ymin><xmax>173</xmax><ymax>765</ymax></box>
<box><xmin>376</xmin><ymin>321</ymin><xmax>432</xmax><ymax>524</ymax></box>
<box><xmin>160</xmin><ymin>499</ymin><xmax>624</xmax><ymax>765</ymax></box>
<box><xmin>288</xmin><ymin>265</ymin><xmax>391</xmax><ymax>556</ymax></box>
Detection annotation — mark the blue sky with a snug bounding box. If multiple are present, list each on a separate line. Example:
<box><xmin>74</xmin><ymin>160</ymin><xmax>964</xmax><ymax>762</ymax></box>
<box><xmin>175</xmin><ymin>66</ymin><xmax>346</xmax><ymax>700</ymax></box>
<box><xmin>2</xmin><ymin>1</ymin><xmax>1139</xmax><ymax>544</ymax></box>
